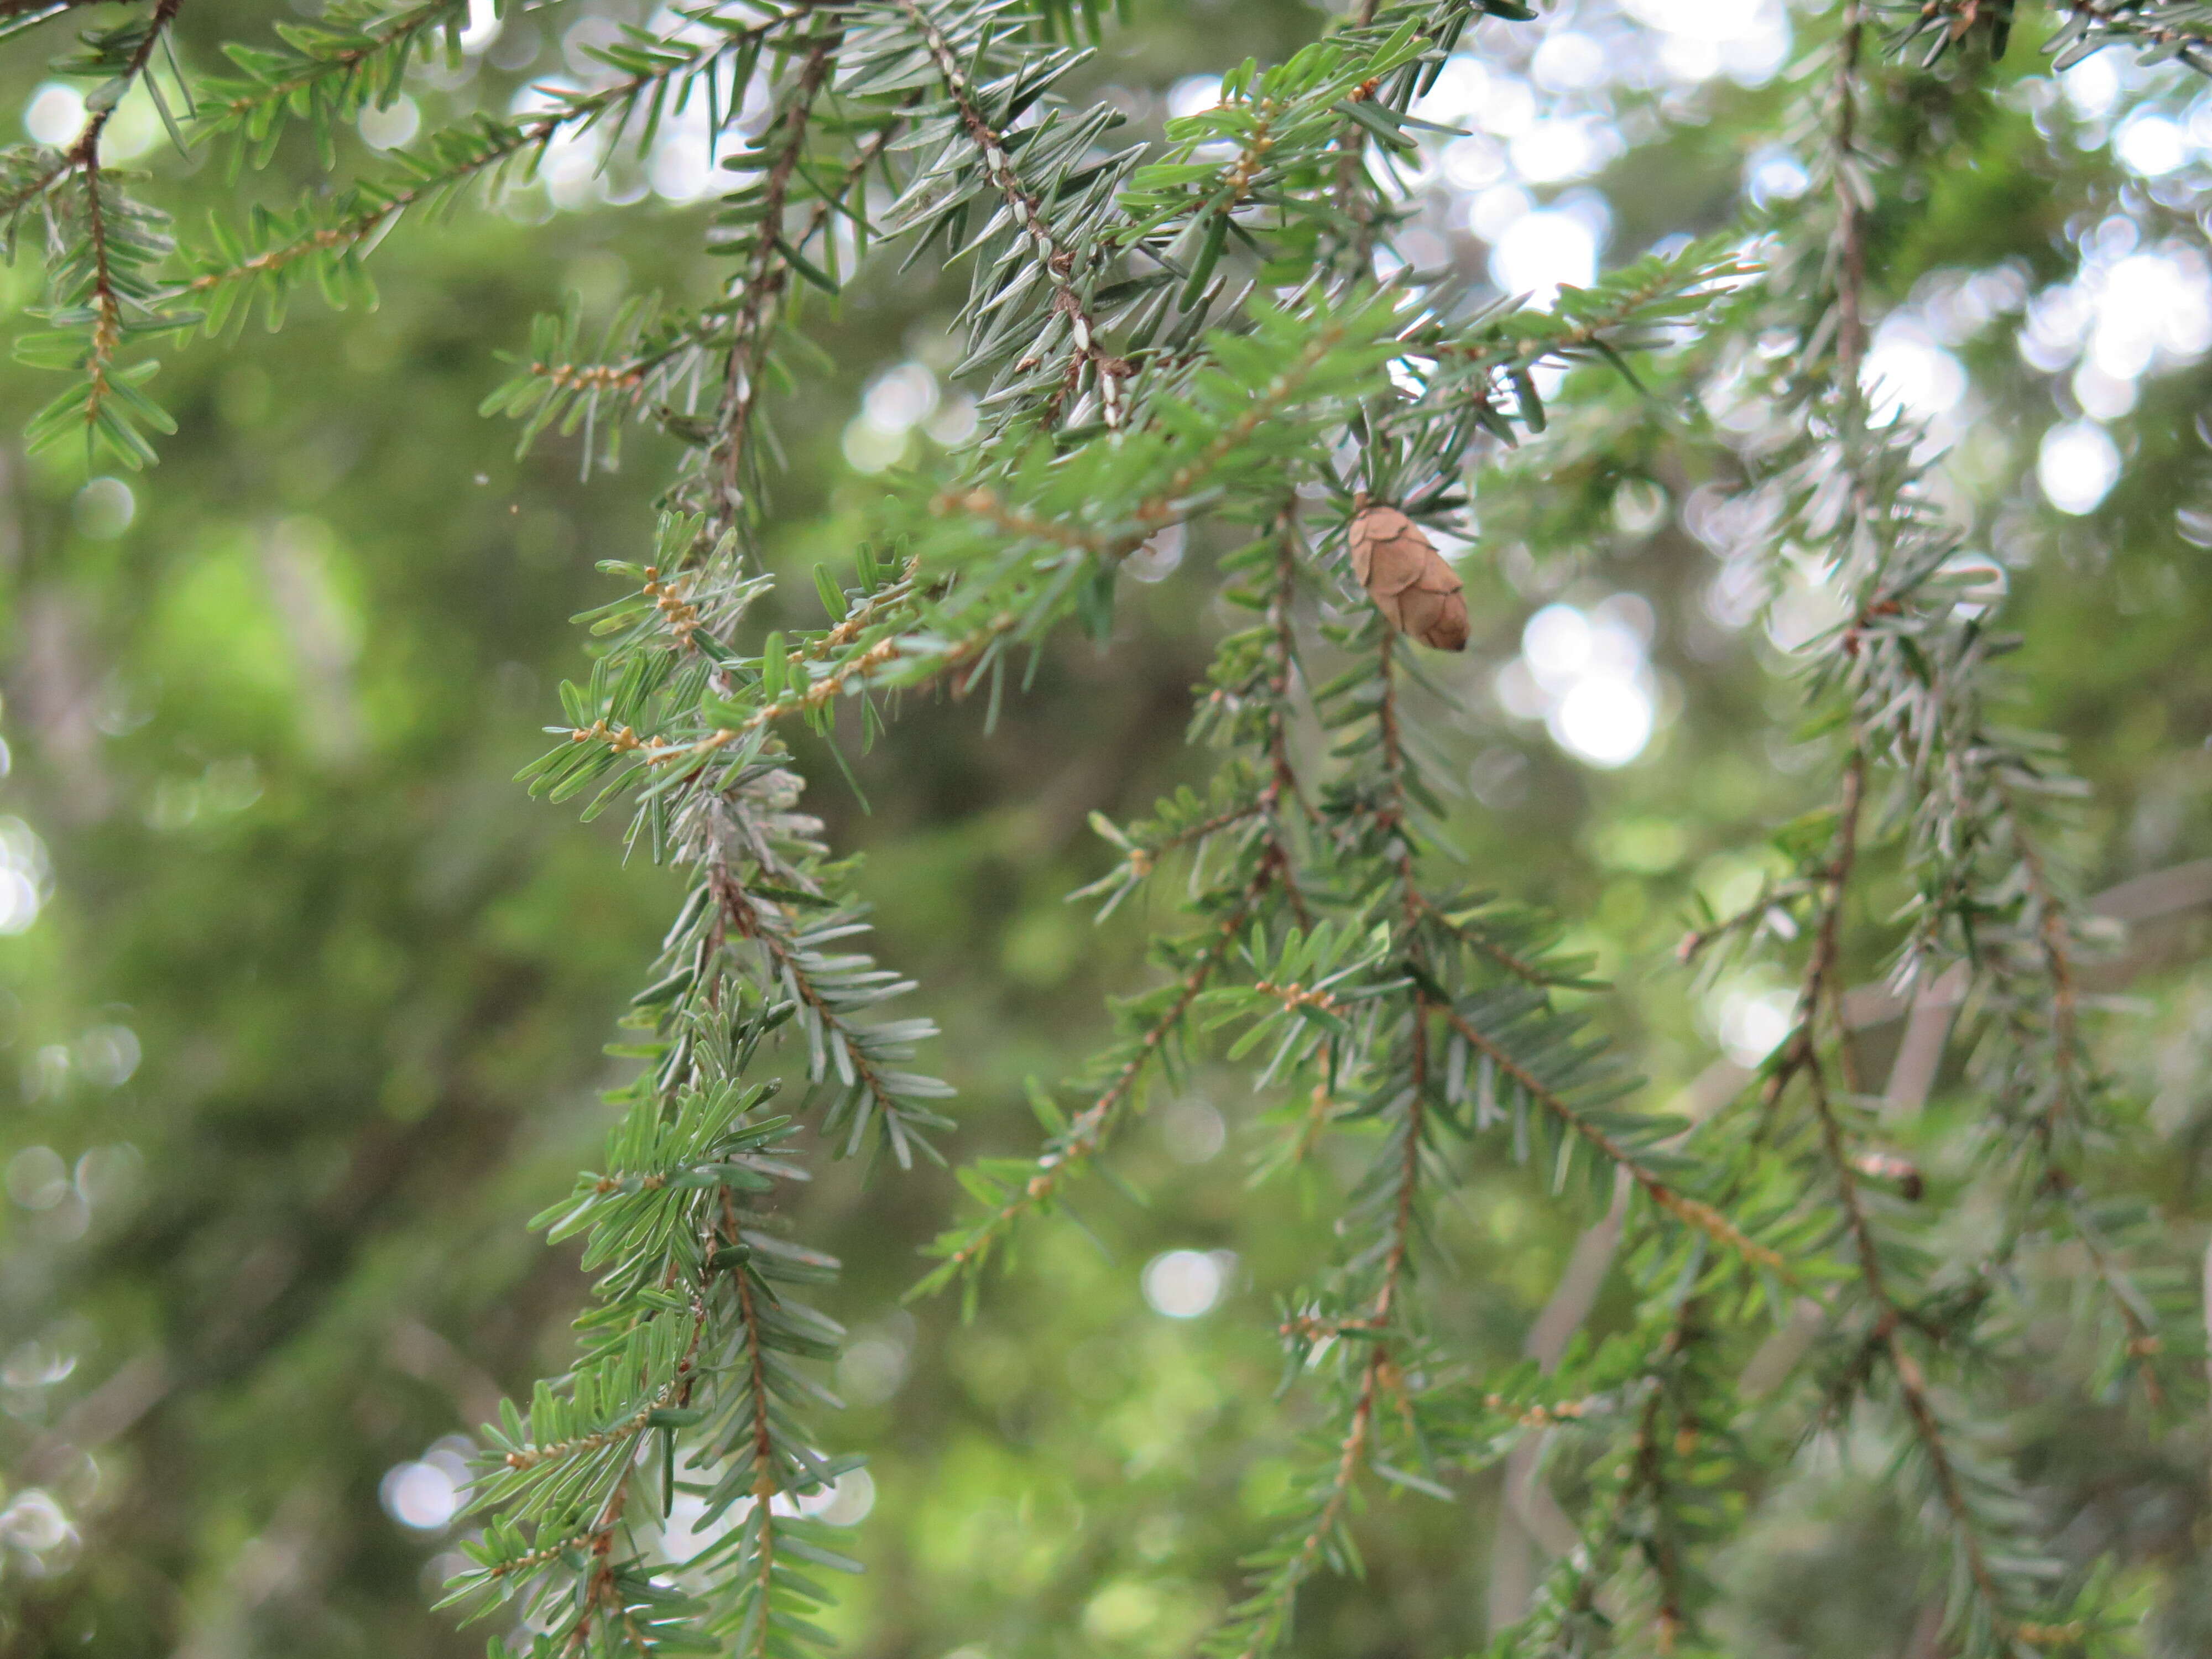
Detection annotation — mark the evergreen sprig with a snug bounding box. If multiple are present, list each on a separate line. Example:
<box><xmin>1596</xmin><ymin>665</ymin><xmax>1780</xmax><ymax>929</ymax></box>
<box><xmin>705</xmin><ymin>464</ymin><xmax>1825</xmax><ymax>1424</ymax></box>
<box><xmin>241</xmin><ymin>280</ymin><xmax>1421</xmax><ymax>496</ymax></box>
<box><xmin>196</xmin><ymin>0</ymin><xmax>473</xmax><ymax>165</ymax></box>
<box><xmin>1483</xmin><ymin>9</ymin><xmax>2195</xmax><ymax>1652</ymax></box>
<box><xmin>8</xmin><ymin>0</ymin><xmax>187</xmax><ymax>466</ymax></box>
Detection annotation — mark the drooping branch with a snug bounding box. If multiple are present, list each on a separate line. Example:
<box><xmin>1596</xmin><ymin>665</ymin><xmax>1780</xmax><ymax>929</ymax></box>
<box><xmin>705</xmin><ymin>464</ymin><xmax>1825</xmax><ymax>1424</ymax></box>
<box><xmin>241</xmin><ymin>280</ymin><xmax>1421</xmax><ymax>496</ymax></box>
<box><xmin>185</xmin><ymin>7</ymin><xmax>805</xmax><ymax>304</ymax></box>
<box><xmin>894</xmin><ymin>0</ymin><xmax>1125</xmax><ymax>426</ymax></box>
<box><xmin>705</xmin><ymin>11</ymin><xmax>839</xmax><ymax>531</ymax></box>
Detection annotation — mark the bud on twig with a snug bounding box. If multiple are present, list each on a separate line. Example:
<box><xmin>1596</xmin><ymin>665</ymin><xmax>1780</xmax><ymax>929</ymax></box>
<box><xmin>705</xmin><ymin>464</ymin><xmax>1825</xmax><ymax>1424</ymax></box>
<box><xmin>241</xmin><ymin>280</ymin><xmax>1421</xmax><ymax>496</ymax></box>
<box><xmin>1852</xmin><ymin>1149</ymin><xmax>1924</xmax><ymax>1202</ymax></box>
<box><xmin>1348</xmin><ymin>500</ymin><xmax>1469</xmax><ymax>651</ymax></box>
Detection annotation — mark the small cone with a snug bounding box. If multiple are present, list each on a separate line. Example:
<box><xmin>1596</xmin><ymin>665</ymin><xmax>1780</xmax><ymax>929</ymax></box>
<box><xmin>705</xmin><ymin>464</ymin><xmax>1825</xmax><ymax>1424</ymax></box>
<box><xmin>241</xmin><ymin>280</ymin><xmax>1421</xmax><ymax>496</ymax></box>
<box><xmin>1348</xmin><ymin>503</ymin><xmax>1469</xmax><ymax>651</ymax></box>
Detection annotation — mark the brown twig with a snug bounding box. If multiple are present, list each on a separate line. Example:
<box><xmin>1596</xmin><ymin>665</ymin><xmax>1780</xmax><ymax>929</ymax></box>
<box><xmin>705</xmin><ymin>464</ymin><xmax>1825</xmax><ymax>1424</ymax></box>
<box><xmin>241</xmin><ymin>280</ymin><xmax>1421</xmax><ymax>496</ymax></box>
<box><xmin>895</xmin><ymin>0</ymin><xmax>1125</xmax><ymax>427</ymax></box>
<box><xmin>1829</xmin><ymin>0</ymin><xmax>1869</xmax><ymax>390</ymax></box>
<box><xmin>1327</xmin><ymin>0</ymin><xmax>1386</xmax><ymax>269</ymax></box>
<box><xmin>708</xmin><ymin>10</ymin><xmax>837</xmax><ymax>532</ymax></box>
<box><xmin>55</xmin><ymin>0</ymin><xmax>182</xmax><ymax>435</ymax></box>
<box><xmin>211</xmin><ymin>0</ymin><xmax>461</xmax><ymax>123</ymax></box>
<box><xmin>1233</xmin><ymin>928</ymin><xmax>1427</xmax><ymax>1659</ymax></box>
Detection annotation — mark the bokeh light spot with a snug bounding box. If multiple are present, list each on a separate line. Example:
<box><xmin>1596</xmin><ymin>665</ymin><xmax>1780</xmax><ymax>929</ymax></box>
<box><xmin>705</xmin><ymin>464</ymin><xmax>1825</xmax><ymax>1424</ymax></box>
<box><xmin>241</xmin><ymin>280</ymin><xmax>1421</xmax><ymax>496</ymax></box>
<box><xmin>1142</xmin><ymin>1249</ymin><xmax>1230</xmax><ymax>1318</ymax></box>
<box><xmin>2038</xmin><ymin>421</ymin><xmax>2120</xmax><ymax>516</ymax></box>
<box><xmin>23</xmin><ymin>83</ymin><xmax>82</xmax><ymax>146</ymax></box>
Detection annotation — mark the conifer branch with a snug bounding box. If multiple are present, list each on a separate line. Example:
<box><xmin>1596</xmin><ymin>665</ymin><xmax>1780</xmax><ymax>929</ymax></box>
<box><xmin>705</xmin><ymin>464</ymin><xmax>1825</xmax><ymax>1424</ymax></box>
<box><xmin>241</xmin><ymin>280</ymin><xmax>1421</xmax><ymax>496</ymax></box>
<box><xmin>4</xmin><ymin>0</ymin><xmax>2184</xmax><ymax>1651</ymax></box>
<box><xmin>197</xmin><ymin>0</ymin><xmax>468</xmax><ymax>144</ymax></box>
<box><xmin>1828</xmin><ymin>0</ymin><xmax>1869</xmax><ymax>387</ymax></box>
<box><xmin>729</xmin><ymin>1264</ymin><xmax>782</xmax><ymax>1659</ymax></box>
<box><xmin>917</xmin><ymin>865</ymin><xmax>1271</xmax><ymax>1291</ymax></box>
<box><xmin>15</xmin><ymin>0</ymin><xmax>186</xmax><ymax>463</ymax></box>
<box><xmin>0</xmin><ymin>144</ymin><xmax>76</xmax><ymax>222</ymax></box>
<box><xmin>495</xmin><ymin>108</ymin><xmax>904</xmax><ymax>461</ymax></box>
<box><xmin>894</xmin><ymin>0</ymin><xmax>1123</xmax><ymax>426</ymax></box>
<box><xmin>2056</xmin><ymin>0</ymin><xmax>2212</xmax><ymax>68</ymax></box>
<box><xmin>1439</xmin><ymin>1004</ymin><xmax>1791</xmax><ymax>1281</ymax></box>
<box><xmin>1412</xmin><ymin>893</ymin><xmax>1581</xmax><ymax>989</ymax></box>
<box><xmin>705</xmin><ymin>9</ymin><xmax>837</xmax><ymax>528</ymax></box>
<box><xmin>1206</xmin><ymin>628</ymin><xmax>1436</xmax><ymax>1659</ymax></box>
<box><xmin>1786</xmin><ymin>768</ymin><xmax>2057</xmax><ymax>1639</ymax></box>
<box><xmin>1328</xmin><ymin>0</ymin><xmax>1386</xmax><ymax>269</ymax></box>
<box><xmin>184</xmin><ymin>7</ymin><xmax>804</xmax><ymax>305</ymax></box>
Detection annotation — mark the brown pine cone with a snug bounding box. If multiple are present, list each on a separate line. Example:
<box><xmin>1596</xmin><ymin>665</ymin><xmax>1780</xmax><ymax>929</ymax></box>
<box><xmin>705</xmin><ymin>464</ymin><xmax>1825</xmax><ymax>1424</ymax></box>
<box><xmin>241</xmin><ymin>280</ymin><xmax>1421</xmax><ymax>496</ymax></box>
<box><xmin>1348</xmin><ymin>502</ymin><xmax>1469</xmax><ymax>651</ymax></box>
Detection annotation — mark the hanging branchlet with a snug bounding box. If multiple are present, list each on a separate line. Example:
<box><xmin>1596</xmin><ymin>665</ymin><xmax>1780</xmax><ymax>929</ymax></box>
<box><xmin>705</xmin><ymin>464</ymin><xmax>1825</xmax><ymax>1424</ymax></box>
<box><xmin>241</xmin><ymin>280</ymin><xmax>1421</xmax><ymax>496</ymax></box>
<box><xmin>696</xmin><ymin>15</ymin><xmax>849</xmax><ymax>538</ymax></box>
<box><xmin>196</xmin><ymin>0</ymin><xmax>469</xmax><ymax>160</ymax></box>
<box><xmin>6</xmin><ymin>0</ymin><xmax>187</xmax><ymax>466</ymax></box>
<box><xmin>2044</xmin><ymin>0</ymin><xmax>2212</xmax><ymax>70</ymax></box>
<box><xmin>182</xmin><ymin>5</ymin><xmax>817</xmax><ymax>340</ymax></box>
<box><xmin>1481</xmin><ymin>7</ymin><xmax>2198</xmax><ymax>1652</ymax></box>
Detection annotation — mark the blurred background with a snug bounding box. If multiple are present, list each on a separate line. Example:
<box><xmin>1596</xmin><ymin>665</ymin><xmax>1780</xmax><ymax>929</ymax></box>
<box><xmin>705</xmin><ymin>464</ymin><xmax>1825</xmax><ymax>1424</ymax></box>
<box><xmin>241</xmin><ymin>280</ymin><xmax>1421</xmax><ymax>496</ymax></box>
<box><xmin>2</xmin><ymin>0</ymin><xmax>2212</xmax><ymax>1653</ymax></box>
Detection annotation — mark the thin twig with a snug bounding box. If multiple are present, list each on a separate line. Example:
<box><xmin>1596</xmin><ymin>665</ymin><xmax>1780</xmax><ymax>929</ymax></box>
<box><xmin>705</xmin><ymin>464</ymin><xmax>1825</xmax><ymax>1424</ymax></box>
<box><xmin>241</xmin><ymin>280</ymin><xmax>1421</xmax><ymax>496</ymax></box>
<box><xmin>185</xmin><ymin>12</ymin><xmax>792</xmax><ymax>298</ymax></box>
<box><xmin>896</xmin><ymin>0</ymin><xmax>1125</xmax><ymax>426</ymax></box>
<box><xmin>708</xmin><ymin>9</ymin><xmax>837</xmax><ymax>533</ymax></box>
<box><xmin>938</xmin><ymin>866</ymin><xmax>1273</xmax><ymax>1276</ymax></box>
<box><xmin>59</xmin><ymin>0</ymin><xmax>182</xmax><ymax>432</ymax></box>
